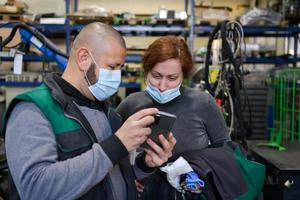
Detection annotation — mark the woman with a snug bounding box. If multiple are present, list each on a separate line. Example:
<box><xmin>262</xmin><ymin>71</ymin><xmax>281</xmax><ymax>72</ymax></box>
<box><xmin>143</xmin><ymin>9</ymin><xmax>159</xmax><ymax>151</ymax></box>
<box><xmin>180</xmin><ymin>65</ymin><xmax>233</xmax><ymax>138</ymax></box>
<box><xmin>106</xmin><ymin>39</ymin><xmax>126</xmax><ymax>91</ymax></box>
<box><xmin>116</xmin><ymin>36</ymin><xmax>231</xmax><ymax>199</ymax></box>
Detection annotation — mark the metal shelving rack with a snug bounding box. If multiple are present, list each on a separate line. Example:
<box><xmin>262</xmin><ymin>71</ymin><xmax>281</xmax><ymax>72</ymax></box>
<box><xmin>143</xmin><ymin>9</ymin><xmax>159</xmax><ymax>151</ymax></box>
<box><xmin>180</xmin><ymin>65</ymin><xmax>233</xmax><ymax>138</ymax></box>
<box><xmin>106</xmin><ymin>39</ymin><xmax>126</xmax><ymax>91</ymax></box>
<box><xmin>1</xmin><ymin>0</ymin><xmax>300</xmax><ymax>88</ymax></box>
<box><xmin>193</xmin><ymin>25</ymin><xmax>300</xmax><ymax>66</ymax></box>
<box><xmin>1</xmin><ymin>0</ymin><xmax>300</xmax><ymax>64</ymax></box>
<box><xmin>190</xmin><ymin>0</ymin><xmax>300</xmax><ymax>66</ymax></box>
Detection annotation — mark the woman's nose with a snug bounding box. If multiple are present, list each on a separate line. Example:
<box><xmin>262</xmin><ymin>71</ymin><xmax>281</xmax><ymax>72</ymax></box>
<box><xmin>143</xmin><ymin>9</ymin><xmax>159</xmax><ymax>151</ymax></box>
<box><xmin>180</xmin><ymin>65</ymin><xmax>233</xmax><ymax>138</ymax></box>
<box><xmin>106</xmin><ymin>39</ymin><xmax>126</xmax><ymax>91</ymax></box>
<box><xmin>158</xmin><ymin>79</ymin><xmax>168</xmax><ymax>92</ymax></box>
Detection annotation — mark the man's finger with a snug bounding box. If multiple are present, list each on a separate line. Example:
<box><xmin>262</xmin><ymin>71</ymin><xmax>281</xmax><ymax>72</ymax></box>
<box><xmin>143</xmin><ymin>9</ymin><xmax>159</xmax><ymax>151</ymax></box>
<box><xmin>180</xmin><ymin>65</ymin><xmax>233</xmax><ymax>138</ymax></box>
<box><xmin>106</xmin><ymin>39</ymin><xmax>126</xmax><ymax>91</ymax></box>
<box><xmin>139</xmin><ymin>135</ymin><xmax>149</xmax><ymax>144</ymax></box>
<box><xmin>128</xmin><ymin>108</ymin><xmax>158</xmax><ymax>121</ymax></box>
<box><xmin>139</xmin><ymin>127</ymin><xmax>152</xmax><ymax>137</ymax></box>
<box><xmin>138</xmin><ymin>115</ymin><xmax>155</xmax><ymax>127</ymax></box>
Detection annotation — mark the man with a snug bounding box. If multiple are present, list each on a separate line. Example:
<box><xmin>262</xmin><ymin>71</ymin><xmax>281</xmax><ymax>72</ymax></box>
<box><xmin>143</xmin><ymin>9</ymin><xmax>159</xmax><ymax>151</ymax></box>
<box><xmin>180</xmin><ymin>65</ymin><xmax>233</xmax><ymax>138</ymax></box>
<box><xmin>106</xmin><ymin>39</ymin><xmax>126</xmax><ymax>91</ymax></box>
<box><xmin>2</xmin><ymin>22</ymin><xmax>176</xmax><ymax>200</ymax></box>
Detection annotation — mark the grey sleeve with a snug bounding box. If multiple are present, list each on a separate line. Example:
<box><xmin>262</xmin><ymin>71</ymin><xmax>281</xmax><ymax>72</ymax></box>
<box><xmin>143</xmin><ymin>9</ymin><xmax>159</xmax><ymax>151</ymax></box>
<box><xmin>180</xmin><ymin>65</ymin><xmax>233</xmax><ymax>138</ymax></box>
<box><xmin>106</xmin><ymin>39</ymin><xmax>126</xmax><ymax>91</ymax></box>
<box><xmin>5</xmin><ymin>102</ymin><xmax>114</xmax><ymax>200</ymax></box>
<box><xmin>133</xmin><ymin>164</ymin><xmax>154</xmax><ymax>180</ymax></box>
<box><xmin>204</xmin><ymin>94</ymin><xmax>231</xmax><ymax>146</ymax></box>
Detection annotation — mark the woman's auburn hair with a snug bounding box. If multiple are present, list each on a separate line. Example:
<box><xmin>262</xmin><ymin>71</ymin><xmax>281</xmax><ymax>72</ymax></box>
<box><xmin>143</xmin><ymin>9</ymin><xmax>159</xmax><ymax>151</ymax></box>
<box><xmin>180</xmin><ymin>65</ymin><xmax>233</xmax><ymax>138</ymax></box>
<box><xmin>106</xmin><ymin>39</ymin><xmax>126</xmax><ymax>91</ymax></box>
<box><xmin>142</xmin><ymin>36</ymin><xmax>193</xmax><ymax>79</ymax></box>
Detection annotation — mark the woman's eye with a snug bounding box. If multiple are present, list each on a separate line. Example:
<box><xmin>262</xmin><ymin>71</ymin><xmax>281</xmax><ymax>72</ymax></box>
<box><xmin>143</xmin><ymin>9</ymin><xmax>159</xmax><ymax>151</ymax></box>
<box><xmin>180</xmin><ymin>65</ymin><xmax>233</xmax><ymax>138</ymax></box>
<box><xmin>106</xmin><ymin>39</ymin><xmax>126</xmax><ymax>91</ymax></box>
<box><xmin>169</xmin><ymin>77</ymin><xmax>177</xmax><ymax>81</ymax></box>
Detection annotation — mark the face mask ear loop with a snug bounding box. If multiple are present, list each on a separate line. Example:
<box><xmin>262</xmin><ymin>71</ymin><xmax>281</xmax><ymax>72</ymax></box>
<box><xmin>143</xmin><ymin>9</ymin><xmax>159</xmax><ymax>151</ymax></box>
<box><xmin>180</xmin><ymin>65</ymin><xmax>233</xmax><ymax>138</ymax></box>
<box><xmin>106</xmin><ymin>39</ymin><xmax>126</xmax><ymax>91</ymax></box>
<box><xmin>89</xmin><ymin>52</ymin><xmax>97</xmax><ymax>65</ymax></box>
<box><xmin>84</xmin><ymin>70</ymin><xmax>92</xmax><ymax>86</ymax></box>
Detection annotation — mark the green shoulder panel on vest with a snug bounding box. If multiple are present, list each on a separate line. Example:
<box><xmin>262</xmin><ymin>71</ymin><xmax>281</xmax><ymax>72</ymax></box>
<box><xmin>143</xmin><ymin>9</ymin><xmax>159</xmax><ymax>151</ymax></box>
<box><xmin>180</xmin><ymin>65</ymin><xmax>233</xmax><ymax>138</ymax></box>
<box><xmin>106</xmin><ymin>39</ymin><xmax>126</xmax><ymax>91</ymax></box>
<box><xmin>3</xmin><ymin>84</ymin><xmax>81</xmax><ymax>135</ymax></box>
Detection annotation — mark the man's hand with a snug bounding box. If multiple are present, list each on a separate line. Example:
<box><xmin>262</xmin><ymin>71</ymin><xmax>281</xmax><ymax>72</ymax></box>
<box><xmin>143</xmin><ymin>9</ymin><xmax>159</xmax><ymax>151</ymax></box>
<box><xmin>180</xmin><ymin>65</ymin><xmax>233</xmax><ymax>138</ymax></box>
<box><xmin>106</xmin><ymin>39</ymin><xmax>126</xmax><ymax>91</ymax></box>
<box><xmin>144</xmin><ymin>132</ymin><xmax>176</xmax><ymax>168</ymax></box>
<box><xmin>116</xmin><ymin>108</ymin><xmax>158</xmax><ymax>152</ymax></box>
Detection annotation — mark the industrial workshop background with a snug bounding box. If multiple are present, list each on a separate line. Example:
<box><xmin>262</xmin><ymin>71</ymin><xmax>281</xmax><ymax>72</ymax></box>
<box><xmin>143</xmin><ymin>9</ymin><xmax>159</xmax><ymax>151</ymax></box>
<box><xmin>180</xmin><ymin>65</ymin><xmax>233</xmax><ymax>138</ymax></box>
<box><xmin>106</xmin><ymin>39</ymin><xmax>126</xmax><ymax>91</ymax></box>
<box><xmin>0</xmin><ymin>0</ymin><xmax>300</xmax><ymax>200</ymax></box>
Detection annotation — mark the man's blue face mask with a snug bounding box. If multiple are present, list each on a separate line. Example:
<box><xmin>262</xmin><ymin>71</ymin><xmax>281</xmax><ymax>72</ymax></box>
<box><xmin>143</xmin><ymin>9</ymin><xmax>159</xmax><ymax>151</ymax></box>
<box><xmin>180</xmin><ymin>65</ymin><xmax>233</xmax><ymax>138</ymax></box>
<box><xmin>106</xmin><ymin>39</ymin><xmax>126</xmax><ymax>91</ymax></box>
<box><xmin>85</xmin><ymin>53</ymin><xmax>121</xmax><ymax>101</ymax></box>
<box><xmin>145</xmin><ymin>83</ymin><xmax>181</xmax><ymax>104</ymax></box>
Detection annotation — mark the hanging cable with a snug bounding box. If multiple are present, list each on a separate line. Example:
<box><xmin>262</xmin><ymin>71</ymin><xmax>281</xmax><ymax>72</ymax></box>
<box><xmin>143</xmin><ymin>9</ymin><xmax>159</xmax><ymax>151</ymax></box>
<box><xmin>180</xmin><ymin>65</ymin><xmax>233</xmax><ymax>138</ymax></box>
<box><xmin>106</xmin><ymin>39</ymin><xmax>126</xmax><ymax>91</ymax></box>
<box><xmin>0</xmin><ymin>22</ymin><xmax>68</xmax><ymax>71</ymax></box>
<box><xmin>0</xmin><ymin>22</ymin><xmax>68</xmax><ymax>58</ymax></box>
<box><xmin>197</xmin><ymin>20</ymin><xmax>251</xmax><ymax>150</ymax></box>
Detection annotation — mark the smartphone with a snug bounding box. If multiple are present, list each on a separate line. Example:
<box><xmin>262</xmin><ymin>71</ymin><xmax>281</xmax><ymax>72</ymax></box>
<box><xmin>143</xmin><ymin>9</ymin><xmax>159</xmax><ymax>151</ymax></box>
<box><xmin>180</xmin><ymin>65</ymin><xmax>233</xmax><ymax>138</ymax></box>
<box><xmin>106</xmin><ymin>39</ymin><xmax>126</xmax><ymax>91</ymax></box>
<box><xmin>141</xmin><ymin>111</ymin><xmax>177</xmax><ymax>150</ymax></box>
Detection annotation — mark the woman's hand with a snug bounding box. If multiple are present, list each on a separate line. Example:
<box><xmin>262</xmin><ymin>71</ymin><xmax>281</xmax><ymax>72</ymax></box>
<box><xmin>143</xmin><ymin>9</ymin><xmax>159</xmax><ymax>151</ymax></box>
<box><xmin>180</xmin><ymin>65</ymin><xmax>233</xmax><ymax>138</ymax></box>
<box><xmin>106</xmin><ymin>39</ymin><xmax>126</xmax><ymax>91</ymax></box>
<box><xmin>135</xmin><ymin>180</ymin><xmax>145</xmax><ymax>193</ymax></box>
<box><xmin>144</xmin><ymin>132</ymin><xmax>176</xmax><ymax>168</ymax></box>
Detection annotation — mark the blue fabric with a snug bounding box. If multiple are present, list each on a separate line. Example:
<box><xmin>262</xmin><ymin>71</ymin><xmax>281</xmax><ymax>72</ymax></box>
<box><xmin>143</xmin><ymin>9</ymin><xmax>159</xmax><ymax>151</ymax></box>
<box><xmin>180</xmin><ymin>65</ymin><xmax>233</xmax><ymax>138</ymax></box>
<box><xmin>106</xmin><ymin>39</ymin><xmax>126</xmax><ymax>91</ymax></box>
<box><xmin>185</xmin><ymin>171</ymin><xmax>205</xmax><ymax>190</ymax></box>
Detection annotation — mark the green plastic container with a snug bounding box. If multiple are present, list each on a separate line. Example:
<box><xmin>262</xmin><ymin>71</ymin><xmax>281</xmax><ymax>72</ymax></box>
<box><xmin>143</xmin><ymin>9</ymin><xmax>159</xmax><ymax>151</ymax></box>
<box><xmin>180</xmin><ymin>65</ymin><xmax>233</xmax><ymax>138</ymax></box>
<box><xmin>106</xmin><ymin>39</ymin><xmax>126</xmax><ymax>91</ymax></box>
<box><xmin>258</xmin><ymin>68</ymin><xmax>300</xmax><ymax>150</ymax></box>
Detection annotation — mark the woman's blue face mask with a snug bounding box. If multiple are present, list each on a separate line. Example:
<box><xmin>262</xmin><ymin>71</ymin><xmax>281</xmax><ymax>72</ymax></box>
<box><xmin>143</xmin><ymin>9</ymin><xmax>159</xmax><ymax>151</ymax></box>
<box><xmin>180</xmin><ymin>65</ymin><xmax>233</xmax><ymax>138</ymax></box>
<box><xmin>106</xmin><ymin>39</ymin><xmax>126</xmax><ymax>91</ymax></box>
<box><xmin>145</xmin><ymin>83</ymin><xmax>181</xmax><ymax>104</ymax></box>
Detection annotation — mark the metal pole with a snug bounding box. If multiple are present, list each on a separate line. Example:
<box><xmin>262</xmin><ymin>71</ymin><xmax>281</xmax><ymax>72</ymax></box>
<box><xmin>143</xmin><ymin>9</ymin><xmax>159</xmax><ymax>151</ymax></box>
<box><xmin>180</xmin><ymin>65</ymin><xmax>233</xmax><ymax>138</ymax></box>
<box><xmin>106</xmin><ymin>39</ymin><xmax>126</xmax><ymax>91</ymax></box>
<box><xmin>294</xmin><ymin>34</ymin><xmax>298</xmax><ymax>67</ymax></box>
<box><xmin>65</xmin><ymin>0</ymin><xmax>71</xmax><ymax>55</ymax></box>
<box><xmin>184</xmin><ymin>0</ymin><xmax>189</xmax><ymax>13</ymax></box>
<box><xmin>189</xmin><ymin>0</ymin><xmax>195</xmax><ymax>60</ymax></box>
<box><xmin>74</xmin><ymin>0</ymin><xmax>78</xmax><ymax>12</ymax></box>
<box><xmin>0</xmin><ymin>36</ymin><xmax>2</xmax><ymax>64</ymax></box>
<box><xmin>292</xmin><ymin>71</ymin><xmax>296</xmax><ymax>141</ymax></box>
<box><xmin>298</xmin><ymin>78</ymin><xmax>300</xmax><ymax>142</ymax></box>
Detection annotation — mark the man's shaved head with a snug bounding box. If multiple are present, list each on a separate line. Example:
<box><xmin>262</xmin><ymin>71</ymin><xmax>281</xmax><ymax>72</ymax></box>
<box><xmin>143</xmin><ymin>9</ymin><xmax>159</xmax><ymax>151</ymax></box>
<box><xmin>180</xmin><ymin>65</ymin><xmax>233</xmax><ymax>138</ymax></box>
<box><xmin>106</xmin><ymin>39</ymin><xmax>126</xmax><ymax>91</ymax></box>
<box><xmin>71</xmin><ymin>22</ymin><xmax>126</xmax><ymax>55</ymax></box>
<box><xmin>63</xmin><ymin>22</ymin><xmax>126</xmax><ymax>100</ymax></box>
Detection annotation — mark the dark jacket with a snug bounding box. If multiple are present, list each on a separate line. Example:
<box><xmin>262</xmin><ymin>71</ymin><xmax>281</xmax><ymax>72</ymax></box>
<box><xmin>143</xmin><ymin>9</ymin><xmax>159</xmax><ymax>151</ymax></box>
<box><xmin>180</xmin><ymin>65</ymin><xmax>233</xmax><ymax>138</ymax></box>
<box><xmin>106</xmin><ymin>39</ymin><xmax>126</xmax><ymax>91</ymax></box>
<box><xmin>140</xmin><ymin>142</ymin><xmax>248</xmax><ymax>200</ymax></box>
<box><xmin>181</xmin><ymin>144</ymin><xmax>248</xmax><ymax>200</ymax></box>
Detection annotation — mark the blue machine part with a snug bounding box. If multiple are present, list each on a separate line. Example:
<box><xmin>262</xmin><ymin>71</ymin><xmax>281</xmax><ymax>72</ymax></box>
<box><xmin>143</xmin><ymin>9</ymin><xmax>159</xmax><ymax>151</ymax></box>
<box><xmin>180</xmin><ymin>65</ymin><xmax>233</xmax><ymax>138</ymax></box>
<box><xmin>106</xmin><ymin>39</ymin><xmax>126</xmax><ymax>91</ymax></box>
<box><xmin>185</xmin><ymin>171</ymin><xmax>205</xmax><ymax>190</ymax></box>
<box><xmin>20</xmin><ymin>28</ymin><xmax>68</xmax><ymax>71</ymax></box>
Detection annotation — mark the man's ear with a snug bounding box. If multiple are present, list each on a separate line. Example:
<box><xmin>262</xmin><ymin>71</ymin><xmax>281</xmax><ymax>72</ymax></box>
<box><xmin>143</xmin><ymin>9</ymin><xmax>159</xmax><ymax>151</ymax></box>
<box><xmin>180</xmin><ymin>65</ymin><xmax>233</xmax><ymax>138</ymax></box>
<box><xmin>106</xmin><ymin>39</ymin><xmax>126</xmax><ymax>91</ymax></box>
<box><xmin>76</xmin><ymin>47</ymin><xmax>91</xmax><ymax>71</ymax></box>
